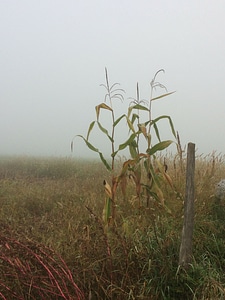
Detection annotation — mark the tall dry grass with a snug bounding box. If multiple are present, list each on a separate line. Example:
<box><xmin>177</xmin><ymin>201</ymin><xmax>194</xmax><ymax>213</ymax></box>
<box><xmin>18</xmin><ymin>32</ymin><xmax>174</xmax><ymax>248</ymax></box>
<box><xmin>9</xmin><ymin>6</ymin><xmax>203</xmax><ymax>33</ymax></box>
<box><xmin>0</xmin><ymin>153</ymin><xmax>225</xmax><ymax>299</ymax></box>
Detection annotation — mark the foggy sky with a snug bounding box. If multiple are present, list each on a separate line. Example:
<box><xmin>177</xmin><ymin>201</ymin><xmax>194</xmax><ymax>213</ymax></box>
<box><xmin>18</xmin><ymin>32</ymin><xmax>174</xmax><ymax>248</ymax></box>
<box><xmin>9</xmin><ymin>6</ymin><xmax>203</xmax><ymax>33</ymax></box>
<box><xmin>1</xmin><ymin>0</ymin><xmax>225</xmax><ymax>158</ymax></box>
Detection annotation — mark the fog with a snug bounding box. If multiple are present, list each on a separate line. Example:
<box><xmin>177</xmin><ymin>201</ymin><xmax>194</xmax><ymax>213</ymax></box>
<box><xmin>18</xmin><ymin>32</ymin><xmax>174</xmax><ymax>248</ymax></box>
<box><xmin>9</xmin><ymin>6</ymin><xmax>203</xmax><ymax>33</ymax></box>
<box><xmin>1</xmin><ymin>0</ymin><xmax>225</xmax><ymax>159</ymax></box>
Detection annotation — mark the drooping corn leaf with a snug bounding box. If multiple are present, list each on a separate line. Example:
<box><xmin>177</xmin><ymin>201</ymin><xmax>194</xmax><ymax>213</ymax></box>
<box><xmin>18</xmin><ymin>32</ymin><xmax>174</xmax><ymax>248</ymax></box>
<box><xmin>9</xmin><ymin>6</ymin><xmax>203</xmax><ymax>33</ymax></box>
<box><xmin>95</xmin><ymin>103</ymin><xmax>112</xmax><ymax>121</ymax></box>
<box><xmin>153</xmin><ymin>122</ymin><xmax>161</xmax><ymax>142</ymax></box>
<box><xmin>167</xmin><ymin>116</ymin><xmax>177</xmax><ymax>138</ymax></box>
<box><xmin>129</xmin><ymin>140</ymin><xmax>138</xmax><ymax>159</ymax></box>
<box><xmin>99</xmin><ymin>152</ymin><xmax>111</xmax><ymax>171</ymax></box>
<box><xmin>128</xmin><ymin>104</ymin><xmax>149</xmax><ymax>119</ymax></box>
<box><xmin>76</xmin><ymin>135</ymin><xmax>111</xmax><ymax>171</ymax></box>
<box><xmin>77</xmin><ymin>135</ymin><xmax>99</xmax><ymax>152</ymax></box>
<box><xmin>97</xmin><ymin>121</ymin><xmax>113</xmax><ymax>142</ymax></box>
<box><xmin>138</xmin><ymin>123</ymin><xmax>147</xmax><ymax>138</ymax></box>
<box><xmin>119</xmin><ymin>159</ymin><xmax>135</xmax><ymax>177</ymax></box>
<box><xmin>131</xmin><ymin>113</ymin><xmax>139</xmax><ymax>125</ymax></box>
<box><xmin>151</xmin><ymin>115</ymin><xmax>176</xmax><ymax>138</ymax></box>
<box><xmin>126</xmin><ymin>117</ymin><xmax>136</xmax><ymax>133</ymax></box>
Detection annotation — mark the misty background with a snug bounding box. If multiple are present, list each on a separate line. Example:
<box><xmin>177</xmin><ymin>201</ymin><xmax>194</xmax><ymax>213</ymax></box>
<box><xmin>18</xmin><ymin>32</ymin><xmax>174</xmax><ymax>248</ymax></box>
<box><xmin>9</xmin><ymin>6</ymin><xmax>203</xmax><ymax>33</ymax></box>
<box><xmin>1</xmin><ymin>0</ymin><xmax>225</xmax><ymax>159</ymax></box>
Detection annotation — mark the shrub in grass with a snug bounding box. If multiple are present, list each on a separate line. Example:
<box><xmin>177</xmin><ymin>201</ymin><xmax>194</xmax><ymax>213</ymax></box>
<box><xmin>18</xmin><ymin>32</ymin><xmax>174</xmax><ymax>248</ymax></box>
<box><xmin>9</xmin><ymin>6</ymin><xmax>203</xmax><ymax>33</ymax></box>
<box><xmin>0</xmin><ymin>229</ymin><xmax>84</xmax><ymax>300</ymax></box>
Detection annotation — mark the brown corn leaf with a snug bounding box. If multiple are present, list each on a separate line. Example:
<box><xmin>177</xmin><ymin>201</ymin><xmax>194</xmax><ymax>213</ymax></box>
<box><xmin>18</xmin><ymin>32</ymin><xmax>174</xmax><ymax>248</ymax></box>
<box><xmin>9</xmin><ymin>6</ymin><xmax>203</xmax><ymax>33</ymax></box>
<box><xmin>95</xmin><ymin>103</ymin><xmax>112</xmax><ymax>121</ymax></box>
<box><xmin>103</xmin><ymin>180</ymin><xmax>112</xmax><ymax>199</ymax></box>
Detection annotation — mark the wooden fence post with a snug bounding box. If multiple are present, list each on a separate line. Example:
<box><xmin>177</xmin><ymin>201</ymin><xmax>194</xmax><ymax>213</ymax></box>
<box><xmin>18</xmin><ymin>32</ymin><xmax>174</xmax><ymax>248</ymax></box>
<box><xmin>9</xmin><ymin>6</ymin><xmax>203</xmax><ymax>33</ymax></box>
<box><xmin>179</xmin><ymin>142</ymin><xmax>195</xmax><ymax>268</ymax></box>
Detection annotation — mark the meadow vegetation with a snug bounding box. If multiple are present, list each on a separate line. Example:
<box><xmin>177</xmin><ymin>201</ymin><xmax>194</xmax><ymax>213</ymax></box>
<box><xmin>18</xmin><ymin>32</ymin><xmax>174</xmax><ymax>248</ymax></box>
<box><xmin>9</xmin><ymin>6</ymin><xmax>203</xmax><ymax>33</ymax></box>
<box><xmin>0</xmin><ymin>153</ymin><xmax>225</xmax><ymax>299</ymax></box>
<box><xmin>1</xmin><ymin>70</ymin><xmax>225</xmax><ymax>299</ymax></box>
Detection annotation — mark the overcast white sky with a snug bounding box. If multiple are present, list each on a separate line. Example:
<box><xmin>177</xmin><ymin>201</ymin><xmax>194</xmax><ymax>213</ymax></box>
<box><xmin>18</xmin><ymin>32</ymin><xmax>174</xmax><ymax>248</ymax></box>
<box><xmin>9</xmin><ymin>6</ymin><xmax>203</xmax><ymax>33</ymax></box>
<box><xmin>1</xmin><ymin>0</ymin><xmax>225</xmax><ymax>158</ymax></box>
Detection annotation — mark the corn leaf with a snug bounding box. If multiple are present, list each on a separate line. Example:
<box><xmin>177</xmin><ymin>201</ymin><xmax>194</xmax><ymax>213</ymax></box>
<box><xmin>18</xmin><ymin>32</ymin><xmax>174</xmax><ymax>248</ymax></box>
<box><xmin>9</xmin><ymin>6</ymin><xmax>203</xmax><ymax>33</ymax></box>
<box><xmin>99</xmin><ymin>152</ymin><xmax>111</xmax><ymax>171</ymax></box>
<box><xmin>147</xmin><ymin>140</ymin><xmax>173</xmax><ymax>155</ymax></box>
<box><xmin>102</xmin><ymin>197</ymin><xmax>111</xmax><ymax>224</ymax></box>
<box><xmin>97</xmin><ymin>121</ymin><xmax>113</xmax><ymax>142</ymax></box>
<box><xmin>153</xmin><ymin>122</ymin><xmax>161</xmax><ymax>142</ymax></box>
<box><xmin>103</xmin><ymin>180</ymin><xmax>112</xmax><ymax>198</ymax></box>
<box><xmin>77</xmin><ymin>135</ymin><xmax>99</xmax><ymax>152</ymax></box>
<box><xmin>147</xmin><ymin>165</ymin><xmax>165</xmax><ymax>205</ymax></box>
<box><xmin>118</xmin><ymin>133</ymin><xmax>137</xmax><ymax>151</ymax></box>
<box><xmin>128</xmin><ymin>104</ymin><xmax>149</xmax><ymax>118</ymax></box>
<box><xmin>76</xmin><ymin>135</ymin><xmax>111</xmax><ymax>171</ymax></box>
<box><xmin>151</xmin><ymin>91</ymin><xmax>175</xmax><ymax>101</ymax></box>
<box><xmin>129</xmin><ymin>143</ymin><xmax>138</xmax><ymax>159</ymax></box>
<box><xmin>142</xmin><ymin>185</ymin><xmax>159</xmax><ymax>201</ymax></box>
<box><xmin>95</xmin><ymin>103</ymin><xmax>112</xmax><ymax>121</ymax></box>
<box><xmin>119</xmin><ymin>159</ymin><xmax>135</xmax><ymax>177</ymax></box>
<box><xmin>113</xmin><ymin>115</ymin><xmax>135</xmax><ymax>133</ymax></box>
<box><xmin>131</xmin><ymin>113</ymin><xmax>139</xmax><ymax>125</ymax></box>
<box><xmin>146</xmin><ymin>133</ymin><xmax>151</xmax><ymax>149</ymax></box>
<box><xmin>126</xmin><ymin>117</ymin><xmax>136</xmax><ymax>133</ymax></box>
<box><xmin>168</xmin><ymin>116</ymin><xmax>177</xmax><ymax>138</ymax></box>
<box><xmin>149</xmin><ymin>162</ymin><xmax>161</xmax><ymax>186</ymax></box>
<box><xmin>111</xmin><ymin>133</ymin><xmax>137</xmax><ymax>158</ymax></box>
<box><xmin>111</xmin><ymin>150</ymin><xmax>118</xmax><ymax>158</ymax></box>
<box><xmin>87</xmin><ymin>121</ymin><xmax>96</xmax><ymax>140</ymax></box>
<box><xmin>113</xmin><ymin>114</ymin><xmax>126</xmax><ymax>127</ymax></box>
<box><xmin>151</xmin><ymin>115</ymin><xmax>176</xmax><ymax>138</ymax></box>
<box><xmin>138</xmin><ymin>123</ymin><xmax>147</xmax><ymax>138</ymax></box>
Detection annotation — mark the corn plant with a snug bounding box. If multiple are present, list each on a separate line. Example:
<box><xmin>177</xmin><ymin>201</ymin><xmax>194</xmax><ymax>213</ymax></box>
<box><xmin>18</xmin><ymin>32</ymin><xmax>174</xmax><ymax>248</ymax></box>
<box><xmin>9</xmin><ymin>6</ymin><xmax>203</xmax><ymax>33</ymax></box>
<box><xmin>72</xmin><ymin>69</ymin><xmax>176</xmax><ymax>225</ymax></box>
<box><xmin>125</xmin><ymin>69</ymin><xmax>176</xmax><ymax>207</ymax></box>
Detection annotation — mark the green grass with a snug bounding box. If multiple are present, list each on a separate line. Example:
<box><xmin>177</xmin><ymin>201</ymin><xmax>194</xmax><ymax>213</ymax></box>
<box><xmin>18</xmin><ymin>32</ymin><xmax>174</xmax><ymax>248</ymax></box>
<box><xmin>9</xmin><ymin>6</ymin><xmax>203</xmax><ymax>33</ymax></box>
<box><xmin>0</xmin><ymin>154</ymin><xmax>225</xmax><ymax>299</ymax></box>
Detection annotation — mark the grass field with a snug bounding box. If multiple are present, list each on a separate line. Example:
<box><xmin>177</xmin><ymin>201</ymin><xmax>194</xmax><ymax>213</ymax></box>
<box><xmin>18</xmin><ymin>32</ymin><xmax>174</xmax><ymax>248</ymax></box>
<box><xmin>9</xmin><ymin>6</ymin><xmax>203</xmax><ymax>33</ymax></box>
<box><xmin>1</xmin><ymin>153</ymin><xmax>225</xmax><ymax>299</ymax></box>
